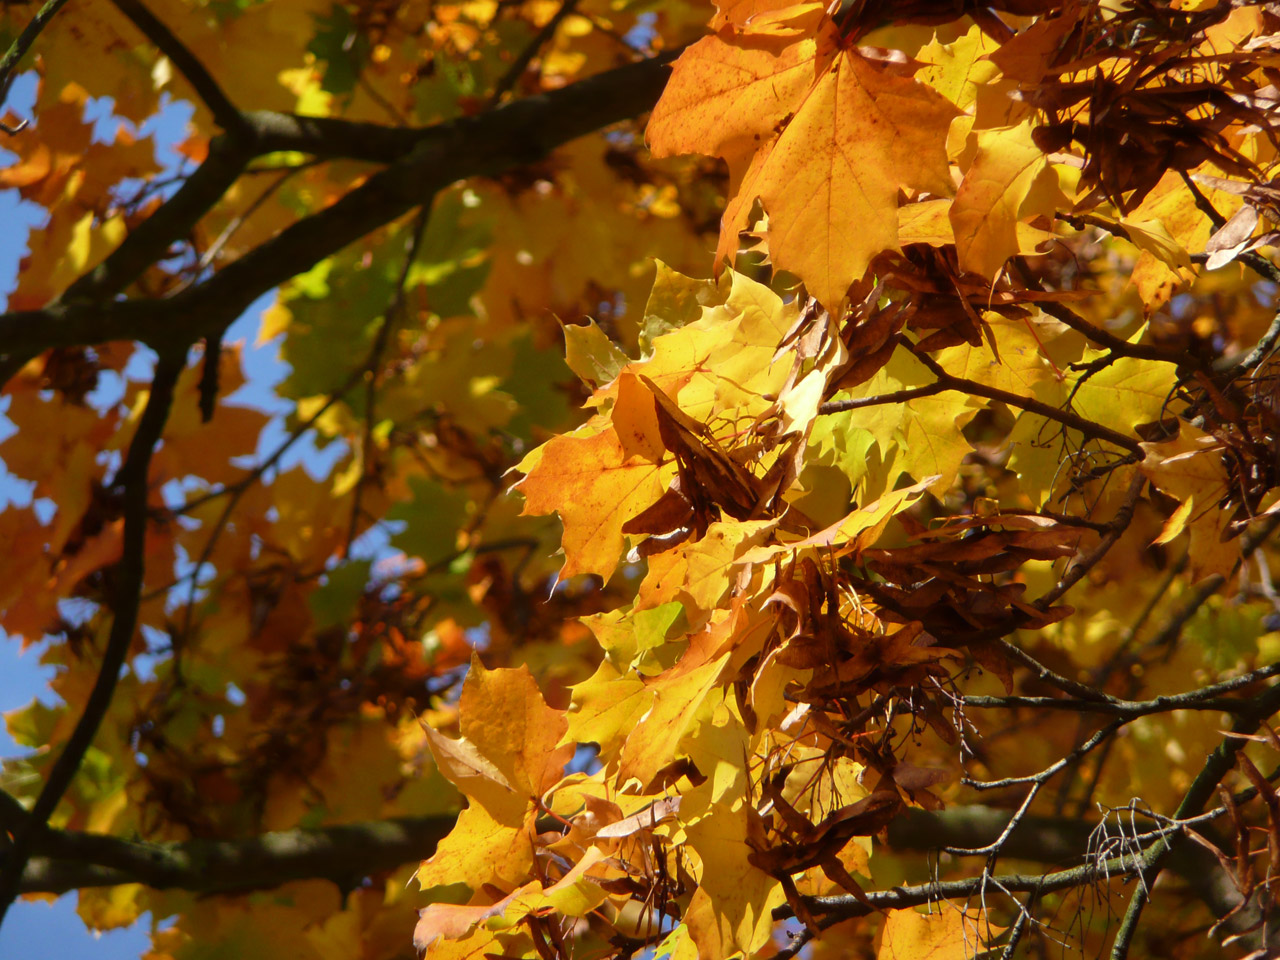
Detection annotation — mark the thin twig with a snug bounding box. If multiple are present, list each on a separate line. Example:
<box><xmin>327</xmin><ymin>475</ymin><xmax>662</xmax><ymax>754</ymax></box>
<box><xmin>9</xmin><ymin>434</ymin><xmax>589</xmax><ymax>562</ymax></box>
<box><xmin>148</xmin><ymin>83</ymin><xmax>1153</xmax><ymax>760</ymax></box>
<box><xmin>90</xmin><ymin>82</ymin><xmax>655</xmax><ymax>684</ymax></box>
<box><xmin>1109</xmin><ymin>680</ymin><xmax>1280</xmax><ymax>959</ymax></box>
<box><xmin>1036</xmin><ymin>472</ymin><xmax>1145</xmax><ymax>610</ymax></box>
<box><xmin>993</xmin><ymin>639</ymin><xmax>1118</xmax><ymax>704</ymax></box>
<box><xmin>488</xmin><ymin>0</ymin><xmax>581</xmax><ymax>106</ymax></box>
<box><xmin>1178</xmin><ymin>170</ymin><xmax>1280</xmax><ymax>286</ymax></box>
<box><xmin>344</xmin><ymin>206</ymin><xmax>431</xmax><ymax>555</ymax></box>
<box><xmin>963</xmin><ymin>721</ymin><xmax>1124</xmax><ymax>793</ymax></box>
<box><xmin>0</xmin><ymin>0</ymin><xmax>72</xmax><ymax>133</ymax></box>
<box><xmin>176</xmin><ymin>372</ymin><xmax>364</xmax><ymax>643</ymax></box>
<box><xmin>913</xmin><ymin>350</ymin><xmax>1144</xmax><ymax>455</ymax></box>
<box><xmin>1230</xmin><ymin>307</ymin><xmax>1280</xmax><ymax>374</ymax></box>
<box><xmin>110</xmin><ymin>0</ymin><xmax>249</xmax><ymax>136</ymax></box>
<box><xmin>817</xmin><ymin>382</ymin><xmax>948</xmax><ymax>415</ymax></box>
<box><xmin>189</xmin><ymin>167</ymin><xmax>298</xmax><ymax>278</ymax></box>
<box><xmin>775</xmin><ymin>848</ymin><xmax>1156</xmax><ymax>924</ymax></box>
<box><xmin>963</xmin><ymin>661</ymin><xmax>1280</xmax><ymax>717</ymax></box>
<box><xmin>1141</xmin><ymin>511</ymin><xmax>1280</xmax><ymax>659</ymax></box>
<box><xmin>0</xmin><ymin>350</ymin><xmax>184</xmax><ymax>924</ymax></box>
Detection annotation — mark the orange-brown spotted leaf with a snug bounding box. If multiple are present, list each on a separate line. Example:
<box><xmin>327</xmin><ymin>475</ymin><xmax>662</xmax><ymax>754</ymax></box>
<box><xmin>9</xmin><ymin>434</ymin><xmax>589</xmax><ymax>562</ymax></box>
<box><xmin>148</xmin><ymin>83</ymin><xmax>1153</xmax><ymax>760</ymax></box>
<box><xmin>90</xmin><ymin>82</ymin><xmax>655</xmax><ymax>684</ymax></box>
<box><xmin>647</xmin><ymin>32</ymin><xmax>823</xmax><ymax>169</ymax></box>
<box><xmin>711</xmin><ymin>0</ymin><xmax>826</xmax><ymax>35</ymax></box>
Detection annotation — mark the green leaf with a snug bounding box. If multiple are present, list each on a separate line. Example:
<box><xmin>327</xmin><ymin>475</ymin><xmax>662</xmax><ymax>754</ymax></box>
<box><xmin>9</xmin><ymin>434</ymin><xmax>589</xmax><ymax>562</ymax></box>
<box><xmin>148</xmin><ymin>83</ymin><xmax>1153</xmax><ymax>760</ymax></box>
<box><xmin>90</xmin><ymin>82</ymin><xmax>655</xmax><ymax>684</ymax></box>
<box><xmin>309</xmin><ymin>560</ymin><xmax>373</xmax><ymax>629</ymax></box>
<box><xmin>308</xmin><ymin>5</ymin><xmax>370</xmax><ymax>95</ymax></box>
<box><xmin>389</xmin><ymin>477</ymin><xmax>471</xmax><ymax>564</ymax></box>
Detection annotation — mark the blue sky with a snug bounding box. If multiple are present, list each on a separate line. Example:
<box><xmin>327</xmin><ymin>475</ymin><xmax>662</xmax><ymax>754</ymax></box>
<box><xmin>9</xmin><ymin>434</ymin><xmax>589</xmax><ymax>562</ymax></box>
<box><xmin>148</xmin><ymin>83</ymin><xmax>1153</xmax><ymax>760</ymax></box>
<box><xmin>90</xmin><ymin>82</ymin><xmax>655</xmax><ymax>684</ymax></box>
<box><xmin>0</xmin><ymin>71</ymin><xmax>296</xmax><ymax>958</ymax></box>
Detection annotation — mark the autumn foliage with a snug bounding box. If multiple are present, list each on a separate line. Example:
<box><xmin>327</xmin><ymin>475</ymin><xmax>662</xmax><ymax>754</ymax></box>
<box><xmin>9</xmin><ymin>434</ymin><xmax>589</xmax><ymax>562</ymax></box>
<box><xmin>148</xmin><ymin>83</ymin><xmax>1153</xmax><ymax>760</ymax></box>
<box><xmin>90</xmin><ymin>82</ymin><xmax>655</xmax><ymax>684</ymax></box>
<box><xmin>4</xmin><ymin>0</ymin><xmax>1280</xmax><ymax>958</ymax></box>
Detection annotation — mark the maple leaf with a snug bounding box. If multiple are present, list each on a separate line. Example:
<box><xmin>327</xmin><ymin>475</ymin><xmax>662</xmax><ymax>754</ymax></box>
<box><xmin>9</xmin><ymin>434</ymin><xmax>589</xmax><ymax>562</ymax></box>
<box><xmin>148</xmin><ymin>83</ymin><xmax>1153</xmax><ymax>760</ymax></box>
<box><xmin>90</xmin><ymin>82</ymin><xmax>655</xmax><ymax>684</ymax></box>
<box><xmin>515</xmin><ymin>423</ymin><xmax>670</xmax><ymax>581</ymax></box>
<box><xmin>878</xmin><ymin>907</ymin><xmax>1003</xmax><ymax>959</ymax></box>
<box><xmin>683</xmin><ymin>800</ymin><xmax>788</xmax><ymax>958</ymax></box>
<box><xmin>950</xmin><ymin>120</ymin><xmax>1060</xmax><ymax>279</ymax></box>
<box><xmin>649</xmin><ymin>22</ymin><xmax>957</xmax><ymax>309</ymax></box>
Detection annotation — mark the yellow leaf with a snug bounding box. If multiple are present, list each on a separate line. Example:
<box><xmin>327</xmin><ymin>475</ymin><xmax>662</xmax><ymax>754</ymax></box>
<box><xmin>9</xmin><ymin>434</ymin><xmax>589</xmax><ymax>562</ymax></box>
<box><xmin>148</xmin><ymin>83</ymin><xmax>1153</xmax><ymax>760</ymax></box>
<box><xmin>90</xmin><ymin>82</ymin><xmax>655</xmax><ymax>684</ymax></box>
<box><xmin>898</xmin><ymin>198</ymin><xmax>955</xmax><ymax>248</ymax></box>
<box><xmin>878</xmin><ymin>907</ymin><xmax>999</xmax><ymax>959</ymax></box>
<box><xmin>1140</xmin><ymin>426</ymin><xmax>1238</xmax><ymax>580</ymax></box>
<box><xmin>917</xmin><ymin>24</ymin><xmax>1002</xmax><ymax>113</ymax></box>
<box><xmin>458</xmin><ymin>659</ymin><xmax>575</xmax><ymax>802</ymax></box>
<box><xmin>638</xmin><ymin>519</ymin><xmax>777</xmax><ymax>622</ymax></box>
<box><xmin>682</xmin><ymin>694</ymin><xmax>751</xmax><ymax>809</ymax></box>
<box><xmin>717</xmin><ymin>45</ymin><xmax>957</xmax><ymax>309</ymax></box>
<box><xmin>1067</xmin><ymin>353</ymin><xmax>1173</xmax><ymax>433</ymax></box>
<box><xmin>1153</xmin><ymin>497</ymin><xmax>1195</xmax><ymax>546</ymax></box>
<box><xmin>684</xmin><ymin>800</ymin><xmax>787</xmax><ymax>958</ymax></box>
<box><xmin>741</xmin><ymin>477</ymin><xmax>933</xmax><ymax>564</ymax></box>
<box><xmin>421</xmin><ymin>724</ymin><xmax>521</xmax><ymax>822</ymax></box>
<box><xmin>842</xmin><ymin>349</ymin><xmax>981</xmax><ymax>494</ymax></box>
<box><xmin>951</xmin><ymin>120</ymin><xmax>1053</xmax><ymax>278</ymax></box>
<box><xmin>565</xmin><ymin>660</ymin><xmax>650</xmax><ymax>761</ymax></box>
<box><xmin>416</xmin><ymin>804</ymin><xmax>535</xmax><ymax>891</ymax></box>
<box><xmin>77</xmin><ymin>884</ymin><xmax>145</xmax><ymax>931</ymax></box>
<box><xmin>1120</xmin><ymin>217</ymin><xmax>1193</xmax><ymax>270</ymax></box>
<box><xmin>619</xmin><ymin>651</ymin><xmax>729</xmax><ymax>788</ymax></box>
<box><xmin>258</xmin><ymin>301</ymin><xmax>292</xmax><ymax>344</ymax></box>
<box><xmin>563</xmin><ymin>318</ymin><xmax>628</xmax><ymax>387</ymax></box>
<box><xmin>935</xmin><ymin>314</ymin><xmax>1054</xmax><ymax>395</ymax></box>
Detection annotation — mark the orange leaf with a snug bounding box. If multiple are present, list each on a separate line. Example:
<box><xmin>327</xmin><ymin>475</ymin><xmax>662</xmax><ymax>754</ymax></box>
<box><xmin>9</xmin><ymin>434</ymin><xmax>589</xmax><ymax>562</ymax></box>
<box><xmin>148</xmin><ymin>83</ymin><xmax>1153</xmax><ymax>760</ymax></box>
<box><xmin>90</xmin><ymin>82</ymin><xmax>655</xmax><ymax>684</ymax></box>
<box><xmin>650</xmin><ymin>26</ymin><xmax>956</xmax><ymax>310</ymax></box>
<box><xmin>516</xmin><ymin>424</ymin><xmax>667</xmax><ymax>581</ymax></box>
<box><xmin>878</xmin><ymin>907</ymin><xmax>1001</xmax><ymax>959</ymax></box>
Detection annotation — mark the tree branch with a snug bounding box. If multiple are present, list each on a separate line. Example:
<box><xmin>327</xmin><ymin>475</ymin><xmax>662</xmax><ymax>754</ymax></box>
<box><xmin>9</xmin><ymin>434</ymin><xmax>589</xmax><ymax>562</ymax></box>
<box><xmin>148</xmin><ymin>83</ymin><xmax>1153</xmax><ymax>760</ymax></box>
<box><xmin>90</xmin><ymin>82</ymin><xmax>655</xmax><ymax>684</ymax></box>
<box><xmin>962</xmin><ymin>662</ymin><xmax>1280</xmax><ymax>718</ymax></box>
<box><xmin>1109</xmin><ymin>680</ymin><xmax>1280</xmax><ymax>959</ymax></box>
<box><xmin>14</xmin><ymin>814</ymin><xmax>452</xmax><ymax>895</ymax></box>
<box><xmin>0</xmin><ymin>0</ymin><xmax>72</xmax><ymax>133</ymax></box>
<box><xmin>109</xmin><ymin>0</ymin><xmax>249</xmax><ymax>136</ymax></box>
<box><xmin>60</xmin><ymin>133</ymin><xmax>252</xmax><ymax>303</ymax></box>
<box><xmin>488</xmin><ymin>0</ymin><xmax>581</xmax><ymax>105</ymax></box>
<box><xmin>777</xmin><ymin>851</ymin><xmax>1146</xmax><ymax>924</ymax></box>
<box><xmin>886</xmin><ymin>807</ymin><xmax>1275</xmax><ymax>951</ymax></box>
<box><xmin>0</xmin><ymin>50</ymin><xmax>679</xmax><ymax>379</ymax></box>
<box><xmin>0</xmin><ymin>350</ymin><xmax>185</xmax><ymax>924</ymax></box>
